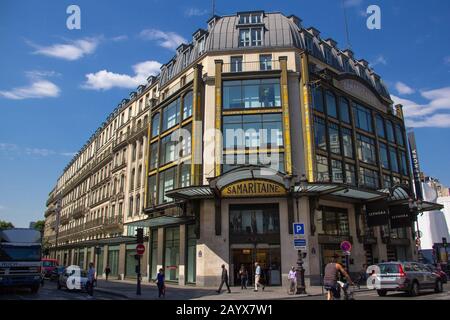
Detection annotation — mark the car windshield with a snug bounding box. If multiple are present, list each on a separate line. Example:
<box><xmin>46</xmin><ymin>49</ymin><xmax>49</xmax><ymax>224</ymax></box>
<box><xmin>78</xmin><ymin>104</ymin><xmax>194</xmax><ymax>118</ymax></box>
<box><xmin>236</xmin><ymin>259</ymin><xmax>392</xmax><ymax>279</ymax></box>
<box><xmin>378</xmin><ymin>264</ymin><xmax>401</xmax><ymax>274</ymax></box>
<box><xmin>0</xmin><ymin>245</ymin><xmax>41</xmax><ymax>261</ymax></box>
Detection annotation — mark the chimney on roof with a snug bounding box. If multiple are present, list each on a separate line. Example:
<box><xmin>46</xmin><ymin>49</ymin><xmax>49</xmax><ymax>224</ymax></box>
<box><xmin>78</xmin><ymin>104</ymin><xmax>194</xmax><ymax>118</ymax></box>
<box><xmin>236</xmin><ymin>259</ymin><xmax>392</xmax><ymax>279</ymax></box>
<box><xmin>343</xmin><ymin>49</ymin><xmax>354</xmax><ymax>59</ymax></box>
<box><xmin>307</xmin><ymin>27</ymin><xmax>320</xmax><ymax>37</ymax></box>
<box><xmin>395</xmin><ymin>104</ymin><xmax>404</xmax><ymax>120</ymax></box>
<box><xmin>325</xmin><ymin>38</ymin><xmax>337</xmax><ymax>48</ymax></box>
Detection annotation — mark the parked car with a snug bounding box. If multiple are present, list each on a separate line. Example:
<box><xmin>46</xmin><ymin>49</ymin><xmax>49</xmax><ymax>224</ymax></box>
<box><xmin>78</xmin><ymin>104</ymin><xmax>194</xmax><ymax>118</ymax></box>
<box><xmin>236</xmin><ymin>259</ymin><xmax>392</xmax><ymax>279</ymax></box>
<box><xmin>50</xmin><ymin>266</ymin><xmax>66</xmax><ymax>281</ymax></box>
<box><xmin>425</xmin><ymin>264</ymin><xmax>448</xmax><ymax>283</ymax></box>
<box><xmin>57</xmin><ymin>269</ymin><xmax>89</xmax><ymax>291</ymax></box>
<box><xmin>375</xmin><ymin>261</ymin><xmax>444</xmax><ymax>297</ymax></box>
<box><xmin>42</xmin><ymin>258</ymin><xmax>59</xmax><ymax>279</ymax></box>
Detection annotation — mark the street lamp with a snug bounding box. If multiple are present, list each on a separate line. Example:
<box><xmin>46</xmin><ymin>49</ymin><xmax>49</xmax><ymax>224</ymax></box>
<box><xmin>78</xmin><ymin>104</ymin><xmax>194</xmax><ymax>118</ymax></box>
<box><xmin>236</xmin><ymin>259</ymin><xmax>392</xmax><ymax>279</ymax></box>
<box><xmin>408</xmin><ymin>198</ymin><xmax>423</xmax><ymax>259</ymax></box>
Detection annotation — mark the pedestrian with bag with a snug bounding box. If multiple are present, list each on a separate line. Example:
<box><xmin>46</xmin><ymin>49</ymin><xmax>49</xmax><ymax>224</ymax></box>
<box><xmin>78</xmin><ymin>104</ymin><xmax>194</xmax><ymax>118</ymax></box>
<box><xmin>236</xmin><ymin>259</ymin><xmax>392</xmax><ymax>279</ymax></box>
<box><xmin>288</xmin><ymin>266</ymin><xmax>297</xmax><ymax>294</ymax></box>
<box><xmin>254</xmin><ymin>262</ymin><xmax>265</xmax><ymax>292</ymax></box>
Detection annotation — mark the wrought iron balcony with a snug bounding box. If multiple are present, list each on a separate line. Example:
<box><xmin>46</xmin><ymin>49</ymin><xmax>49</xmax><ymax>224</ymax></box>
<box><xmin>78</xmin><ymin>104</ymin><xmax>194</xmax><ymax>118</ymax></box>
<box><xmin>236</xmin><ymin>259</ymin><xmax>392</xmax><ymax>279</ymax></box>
<box><xmin>102</xmin><ymin>215</ymin><xmax>123</xmax><ymax>232</ymax></box>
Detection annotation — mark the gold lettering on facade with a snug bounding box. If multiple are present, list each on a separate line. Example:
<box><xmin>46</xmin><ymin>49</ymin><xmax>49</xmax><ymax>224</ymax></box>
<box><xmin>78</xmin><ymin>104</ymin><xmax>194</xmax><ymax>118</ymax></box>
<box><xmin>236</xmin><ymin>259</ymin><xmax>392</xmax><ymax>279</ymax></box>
<box><xmin>221</xmin><ymin>180</ymin><xmax>286</xmax><ymax>198</ymax></box>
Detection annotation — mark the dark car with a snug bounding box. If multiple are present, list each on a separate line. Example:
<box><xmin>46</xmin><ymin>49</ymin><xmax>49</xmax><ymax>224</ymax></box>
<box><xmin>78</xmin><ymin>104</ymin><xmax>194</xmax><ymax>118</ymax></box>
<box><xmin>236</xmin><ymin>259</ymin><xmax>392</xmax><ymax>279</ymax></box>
<box><xmin>50</xmin><ymin>266</ymin><xmax>66</xmax><ymax>281</ymax></box>
<box><xmin>425</xmin><ymin>264</ymin><xmax>448</xmax><ymax>284</ymax></box>
<box><xmin>375</xmin><ymin>261</ymin><xmax>444</xmax><ymax>297</ymax></box>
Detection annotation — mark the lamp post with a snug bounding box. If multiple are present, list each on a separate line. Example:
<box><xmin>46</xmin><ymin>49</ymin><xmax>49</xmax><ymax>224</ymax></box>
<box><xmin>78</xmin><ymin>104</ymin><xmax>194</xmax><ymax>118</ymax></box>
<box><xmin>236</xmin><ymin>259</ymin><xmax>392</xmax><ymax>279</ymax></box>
<box><xmin>408</xmin><ymin>198</ymin><xmax>423</xmax><ymax>259</ymax></box>
<box><xmin>295</xmin><ymin>175</ymin><xmax>308</xmax><ymax>295</ymax></box>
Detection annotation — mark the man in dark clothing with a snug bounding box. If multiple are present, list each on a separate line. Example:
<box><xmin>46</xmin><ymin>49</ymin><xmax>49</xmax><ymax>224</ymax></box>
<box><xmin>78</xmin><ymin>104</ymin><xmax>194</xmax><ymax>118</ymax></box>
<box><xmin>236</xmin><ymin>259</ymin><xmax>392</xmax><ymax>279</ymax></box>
<box><xmin>217</xmin><ymin>264</ymin><xmax>231</xmax><ymax>294</ymax></box>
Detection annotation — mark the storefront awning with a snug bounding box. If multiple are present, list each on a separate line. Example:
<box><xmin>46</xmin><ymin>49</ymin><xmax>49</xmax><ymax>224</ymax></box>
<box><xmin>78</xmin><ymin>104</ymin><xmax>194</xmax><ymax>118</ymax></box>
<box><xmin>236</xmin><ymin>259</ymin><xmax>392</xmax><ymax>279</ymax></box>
<box><xmin>293</xmin><ymin>183</ymin><xmax>387</xmax><ymax>202</ymax></box>
<box><xmin>125</xmin><ymin>216</ymin><xmax>195</xmax><ymax>228</ymax></box>
<box><xmin>165</xmin><ymin>186</ymin><xmax>214</xmax><ymax>200</ymax></box>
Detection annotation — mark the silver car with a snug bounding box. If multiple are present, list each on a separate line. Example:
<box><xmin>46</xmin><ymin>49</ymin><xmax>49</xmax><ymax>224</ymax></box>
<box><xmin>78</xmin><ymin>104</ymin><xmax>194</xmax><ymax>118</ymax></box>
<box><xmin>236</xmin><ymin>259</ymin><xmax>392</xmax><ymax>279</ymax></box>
<box><xmin>375</xmin><ymin>261</ymin><xmax>444</xmax><ymax>297</ymax></box>
<box><xmin>57</xmin><ymin>268</ymin><xmax>89</xmax><ymax>291</ymax></box>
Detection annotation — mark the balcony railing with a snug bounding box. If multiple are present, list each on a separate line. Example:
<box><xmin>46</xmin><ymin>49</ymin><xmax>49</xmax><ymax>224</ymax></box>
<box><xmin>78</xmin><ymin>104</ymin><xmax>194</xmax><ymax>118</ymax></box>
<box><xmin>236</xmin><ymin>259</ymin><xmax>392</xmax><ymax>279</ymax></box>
<box><xmin>72</xmin><ymin>205</ymin><xmax>89</xmax><ymax>219</ymax></box>
<box><xmin>222</xmin><ymin>60</ymin><xmax>281</xmax><ymax>73</ymax></box>
<box><xmin>102</xmin><ymin>215</ymin><xmax>123</xmax><ymax>232</ymax></box>
<box><xmin>113</xmin><ymin>132</ymin><xmax>130</xmax><ymax>150</ymax></box>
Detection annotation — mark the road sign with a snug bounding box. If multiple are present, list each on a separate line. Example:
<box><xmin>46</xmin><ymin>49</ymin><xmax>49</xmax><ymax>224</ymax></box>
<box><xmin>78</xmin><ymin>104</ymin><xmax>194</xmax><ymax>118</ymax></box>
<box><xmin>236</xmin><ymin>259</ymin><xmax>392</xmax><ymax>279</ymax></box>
<box><xmin>294</xmin><ymin>238</ymin><xmax>307</xmax><ymax>250</ymax></box>
<box><xmin>293</xmin><ymin>223</ymin><xmax>305</xmax><ymax>236</ymax></box>
<box><xmin>136</xmin><ymin>244</ymin><xmax>145</xmax><ymax>255</ymax></box>
<box><xmin>340</xmin><ymin>241</ymin><xmax>352</xmax><ymax>252</ymax></box>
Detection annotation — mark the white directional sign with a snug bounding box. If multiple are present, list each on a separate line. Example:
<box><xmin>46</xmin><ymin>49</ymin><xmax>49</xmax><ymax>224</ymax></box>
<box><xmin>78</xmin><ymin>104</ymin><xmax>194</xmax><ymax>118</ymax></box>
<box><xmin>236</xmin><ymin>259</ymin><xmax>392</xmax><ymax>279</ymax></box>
<box><xmin>294</xmin><ymin>238</ymin><xmax>307</xmax><ymax>250</ymax></box>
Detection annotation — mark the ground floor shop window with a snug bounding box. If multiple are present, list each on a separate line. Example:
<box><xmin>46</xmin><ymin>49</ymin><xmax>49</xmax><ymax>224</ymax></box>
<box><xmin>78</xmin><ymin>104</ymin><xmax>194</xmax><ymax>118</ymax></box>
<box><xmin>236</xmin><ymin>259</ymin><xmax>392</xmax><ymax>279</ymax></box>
<box><xmin>108</xmin><ymin>246</ymin><xmax>120</xmax><ymax>277</ymax></box>
<box><xmin>150</xmin><ymin>229</ymin><xmax>158</xmax><ymax>280</ymax></box>
<box><xmin>165</xmin><ymin>226</ymin><xmax>180</xmax><ymax>281</ymax></box>
<box><xmin>96</xmin><ymin>249</ymin><xmax>104</xmax><ymax>276</ymax></box>
<box><xmin>186</xmin><ymin>224</ymin><xmax>197</xmax><ymax>284</ymax></box>
<box><xmin>79</xmin><ymin>250</ymin><xmax>85</xmax><ymax>269</ymax></box>
<box><xmin>125</xmin><ymin>244</ymin><xmax>137</xmax><ymax>278</ymax></box>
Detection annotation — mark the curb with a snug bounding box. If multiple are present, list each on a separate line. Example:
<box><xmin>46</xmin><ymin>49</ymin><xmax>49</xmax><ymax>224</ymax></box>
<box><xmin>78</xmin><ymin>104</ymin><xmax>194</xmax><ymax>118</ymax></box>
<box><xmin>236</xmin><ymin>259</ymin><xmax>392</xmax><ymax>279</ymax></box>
<box><xmin>94</xmin><ymin>287</ymin><xmax>130</xmax><ymax>299</ymax></box>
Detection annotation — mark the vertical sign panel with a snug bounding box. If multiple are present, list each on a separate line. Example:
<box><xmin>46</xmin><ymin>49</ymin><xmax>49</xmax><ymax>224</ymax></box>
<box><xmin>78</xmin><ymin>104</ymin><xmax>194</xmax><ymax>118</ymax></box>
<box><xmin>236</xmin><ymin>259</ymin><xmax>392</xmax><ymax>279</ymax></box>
<box><xmin>408</xmin><ymin>131</ymin><xmax>423</xmax><ymax>200</ymax></box>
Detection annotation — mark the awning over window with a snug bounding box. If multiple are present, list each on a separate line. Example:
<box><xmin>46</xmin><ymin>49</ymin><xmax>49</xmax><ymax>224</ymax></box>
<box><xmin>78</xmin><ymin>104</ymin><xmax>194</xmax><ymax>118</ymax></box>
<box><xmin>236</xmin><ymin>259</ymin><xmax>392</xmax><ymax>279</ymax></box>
<box><xmin>293</xmin><ymin>183</ymin><xmax>386</xmax><ymax>202</ymax></box>
<box><xmin>125</xmin><ymin>216</ymin><xmax>195</xmax><ymax>228</ymax></box>
<box><xmin>165</xmin><ymin>186</ymin><xmax>214</xmax><ymax>200</ymax></box>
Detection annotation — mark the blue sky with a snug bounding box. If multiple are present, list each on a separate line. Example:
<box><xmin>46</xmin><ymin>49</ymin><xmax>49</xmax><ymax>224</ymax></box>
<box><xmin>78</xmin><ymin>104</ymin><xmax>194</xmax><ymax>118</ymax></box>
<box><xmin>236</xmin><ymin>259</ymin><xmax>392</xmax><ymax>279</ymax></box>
<box><xmin>1</xmin><ymin>0</ymin><xmax>449</xmax><ymax>227</ymax></box>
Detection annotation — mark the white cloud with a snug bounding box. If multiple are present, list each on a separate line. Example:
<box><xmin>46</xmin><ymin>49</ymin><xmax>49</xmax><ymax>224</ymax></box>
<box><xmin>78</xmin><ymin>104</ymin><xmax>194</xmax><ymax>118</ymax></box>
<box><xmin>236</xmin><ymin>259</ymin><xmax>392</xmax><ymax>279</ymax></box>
<box><xmin>370</xmin><ymin>55</ymin><xmax>387</xmax><ymax>67</ymax></box>
<box><xmin>395</xmin><ymin>82</ymin><xmax>415</xmax><ymax>95</ymax></box>
<box><xmin>0</xmin><ymin>71</ymin><xmax>60</xmax><ymax>100</ymax></box>
<box><xmin>139</xmin><ymin>29</ymin><xmax>187</xmax><ymax>50</ymax></box>
<box><xmin>391</xmin><ymin>86</ymin><xmax>450</xmax><ymax>128</ymax></box>
<box><xmin>111</xmin><ymin>35</ymin><xmax>128</xmax><ymax>42</ymax></box>
<box><xmin>28</xmin><ymin>37</ymin><xmax>99</xmax><ymax>61</ymax></box>
<box><xmin>0</xmin><ymin>143</ymin><xmax>74</xmax><ymax>157</ymax></box>
<box><xmin>82</xmin><ymin>60</ymin><xmax>162</xmax><ymax>91</ymax></box>
<box><xmin>185</xmin><ymin>8</ymin><xmax>208</xmax><ymax>17</ymax></box>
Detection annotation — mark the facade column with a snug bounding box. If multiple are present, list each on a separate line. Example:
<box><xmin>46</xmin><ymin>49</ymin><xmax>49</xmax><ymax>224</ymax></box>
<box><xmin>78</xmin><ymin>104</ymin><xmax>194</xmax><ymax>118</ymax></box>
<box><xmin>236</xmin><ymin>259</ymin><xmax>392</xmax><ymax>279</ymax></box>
<box><xmin>157</xmin><ymin>227</ymin><xmax>164</xmax><ymax>273</ymax></box>
<box><xmin>118</xmin><ymin>243</ymin><xmax>126</xmax><ymax>280</ymax></box>
<box><xmin>214</xmin><ymin>60</ymin><xmax>223</xmax><ymax>177</ymax></box>
<box><xmin>179</xmin><ymin>224</ymin><xmax>186</xmax><ymax>286</ymax></box>
<box><xmin>102</xmin><ymin>245</ymin><xmax>108</xmax><ymax>278</ymax></box>
<box><xmin>191</xmin><ymin>64</ymin><xmax>204</xmax><ymax>186</ymax></box>
<box><xmin>299</xmin><ymin>53</ymin><xmax>315</xmax><ymax>181</ymax></box>
<box><xmin>279</xmin><ymin>56</ymin><xmax>293</xmax><ymax>176</ymax></box>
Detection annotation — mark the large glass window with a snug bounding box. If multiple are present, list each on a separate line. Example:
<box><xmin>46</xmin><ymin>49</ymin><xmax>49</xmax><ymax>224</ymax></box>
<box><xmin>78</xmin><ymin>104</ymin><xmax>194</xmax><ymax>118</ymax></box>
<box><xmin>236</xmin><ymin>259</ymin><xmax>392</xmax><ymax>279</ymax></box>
<box><xmin>160</xmin><ymin>135</ymin><xmax>177</xmax><ymax>165</ymax></box>
<box><xmin>386</xmin><ymin>120</ymin><xmax>395</xmax><ymax>143</ymax></box>
<box><xmin>183</xmin><ymin>92</ymin><xmax>193</xmax><ymax>120</ymax></box>
<box><xmin>223</xmin><ymin>79</ymin><xmax>281</xmax><ymax>109</ymax></box>
<box><xmin>331</xmin><ymin>159</ymin><xmax>343</xmax><ymax>183</ymax></box>
<box><xmin>150</xmin><ymin>229</ymin><xmax>158</xmax><ymax>280</ymax></box>
<box><xmin>376</xmin><ymin>115</ymin><xmax>386</xmax><ymax>139</ymax></box>
<box><xmin>379</xmin><ymin>143</ymin><xmax>389</xmax><ymax>169</ymax></box>
<box><xmin>357</xmin><ymin>134</ymin><xmax>377</xmax><ymax>165</ymax></box>
<box><xmin>312</xmin><ymin>87</ymin><xmax>324</xmax><ymax>112</ymax></box>
<box><xmin>326</xmin><ymin>91</ymin><xmax>338</xmax><ymax>119</ymax></box>
<box><xmin>222</xmin><ymin>153</ymin><xmax>284</xmax><ymax>173</ymax></box>
<box><xmin>400</xmin><ymin>151</ymin><xmax>408</xmax><ymax>176</ymax></box>
<box><xmin>339</xmin><ymin>97</ymin><xmax>351</xmax><ymax>123</ymax></box>
<box><xmin>164</xmin><ymin>227</ymin><xmax>180</xmax><ymax>281</ymax></box>
<box><xmin>359</xmin><ymin>167</ymin><xmax>379</xmax><ymax>189</ymax></box>
<box><xmin>353</xmin><ymin>103</ymin><xmax>373</xmax><ymax>132</ymax></box>
<box><xmin>314</xmin><ymin>116</ymin><xmax>327</xmax><ymax>151</ymax></box>
<box><xmin>223</xmin><ymin>113</ymin><xmax>283</xmax><ymax>149</ymax></box>
<box><xmin>328</xmin><ymin>122</ymin><xmax>341</xmax><ymax>155</ymax></box>
<box><xmin>147</xmin><ymin>175</ymin><xmax>157</xmax><ymax>206</ymax></box>
<box><xmin>180</xmin><ymin>124</ymin><xmax>192</xmax><ymax>157</ymax></box>
<box><xmin>229</xmin><ymin>204</ymin><xmax>280</xmax><ymax>235</ymax></box>
<box><xmin>186</xmin><ymin>225</ymin><xmax>196</xmax><ymax>283</ymax></box>
<box><xmin>316</xmin><ymin>155</ymin><xmax>329</xmax><ymax>182</ymax></box>
<box><xmin>341</xmin><ymin>127</ymin><xmax>353</xmax><ymax>158</ymax></box>
<box><xmin>317</xmin><ymin>207</ymin><xmax>350</xmax><ymax>236</ymax></box>
<box><xmin>151</xmin><ymin>114</ymin><xmax>160</xmax><ymax>137</ymax></box>
<box><xmin>158</xmin><ymin>167</ymin><xmax>176</xmax><ymax>204</ymax></box>
<box><xmin>383</xmin><ymin>175</ymin><xmax>392</xmax><ymax>188</ymax></box>
<box><xmin>395</xmin><ymin>124</ymin><xmax>405</xmax><ymax>146</ymax></box>
<box><xmin>162</xmin><ymin>98</ymin><xmax>181</xmax><ymax>131</ymax></box>
<box><xmin>345</xmin><ymin>164</ymin><xmax>356</xmax><ymax>185</ymax></box>
<box><xmin>149</xmin><ymin>142</ymin><xmax>158</xmax><ymax>170</ymax></box>
<box><xmin>389</xmin><ymin>146</ymin><xmax>399</xmax><ymax>173</ymax></box>
<box><xmin>180</xmin><ymin>163</ymin><xmax>191</xmax><ymax>188</ymax></box>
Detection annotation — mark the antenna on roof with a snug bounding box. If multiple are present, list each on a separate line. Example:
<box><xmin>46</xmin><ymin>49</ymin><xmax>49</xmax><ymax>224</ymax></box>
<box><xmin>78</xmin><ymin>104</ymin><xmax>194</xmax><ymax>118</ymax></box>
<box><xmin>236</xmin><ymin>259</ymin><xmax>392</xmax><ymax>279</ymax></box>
<box><xmin>341</xmin><ymin>0</ymin><xmax>352</xmax><ymax>50</ymax></box>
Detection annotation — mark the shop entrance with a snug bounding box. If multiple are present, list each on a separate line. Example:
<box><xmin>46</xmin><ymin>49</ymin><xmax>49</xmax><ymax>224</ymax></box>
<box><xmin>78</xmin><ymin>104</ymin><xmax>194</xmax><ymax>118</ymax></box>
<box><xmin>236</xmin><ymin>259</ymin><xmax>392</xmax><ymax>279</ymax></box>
<box><xmin>231</xmin><ymin>247</ymin><xmax>281</xmax><ymax>287</ymax></box>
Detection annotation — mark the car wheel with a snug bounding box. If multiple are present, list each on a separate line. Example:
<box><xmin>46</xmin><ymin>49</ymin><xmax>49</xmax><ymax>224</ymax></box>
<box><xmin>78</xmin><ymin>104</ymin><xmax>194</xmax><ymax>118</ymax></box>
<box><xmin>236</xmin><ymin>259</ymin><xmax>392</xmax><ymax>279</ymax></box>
<box><xmin>377</xmin><ymin>289</ymin><xmax>387</xmax><ymax>297</ymax></box>
<box><xmin>409</xmin><ymin>282</ymin><xmax>419</xmax><ymax>297</ymax></box>
<box><xmin>435</xmin><ymin>280</ymin><xmax>443</xmax><ymax>293</ymax></box>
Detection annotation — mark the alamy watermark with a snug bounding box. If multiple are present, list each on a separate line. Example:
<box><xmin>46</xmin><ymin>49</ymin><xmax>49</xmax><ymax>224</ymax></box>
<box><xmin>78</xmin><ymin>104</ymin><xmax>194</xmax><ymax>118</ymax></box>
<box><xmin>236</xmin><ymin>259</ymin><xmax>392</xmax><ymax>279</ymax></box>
<box><xmin>66</xmin><ymin>5</ymin><xmax>81</xmax><ymax>30</ymax></box>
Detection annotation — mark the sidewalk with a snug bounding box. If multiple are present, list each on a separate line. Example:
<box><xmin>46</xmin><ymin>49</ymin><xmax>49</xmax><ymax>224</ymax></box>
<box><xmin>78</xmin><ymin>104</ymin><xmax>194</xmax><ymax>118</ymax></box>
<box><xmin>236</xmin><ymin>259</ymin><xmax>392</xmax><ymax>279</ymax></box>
<box><xmin>94</xmin><ymin>279</ymin><xmax>370</xmax><ymax>300</ymax></box>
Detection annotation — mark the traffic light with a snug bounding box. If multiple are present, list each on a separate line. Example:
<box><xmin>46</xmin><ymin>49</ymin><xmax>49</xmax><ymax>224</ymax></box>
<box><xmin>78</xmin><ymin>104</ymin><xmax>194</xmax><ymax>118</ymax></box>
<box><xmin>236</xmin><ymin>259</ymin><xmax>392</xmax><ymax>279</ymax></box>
<box><xmin>136</xmin><ymin>228</ymin><xmax>144</xmax><ymax>244</ymax></box>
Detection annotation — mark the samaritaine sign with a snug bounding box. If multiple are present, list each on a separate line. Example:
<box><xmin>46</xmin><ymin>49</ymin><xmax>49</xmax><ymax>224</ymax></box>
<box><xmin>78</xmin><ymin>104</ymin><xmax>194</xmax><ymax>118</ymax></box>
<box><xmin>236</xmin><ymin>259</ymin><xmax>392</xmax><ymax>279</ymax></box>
<box><xmin>221</xmin><ymin>179</ymin><xmax>287</xmax><ymax>198</ymax></box>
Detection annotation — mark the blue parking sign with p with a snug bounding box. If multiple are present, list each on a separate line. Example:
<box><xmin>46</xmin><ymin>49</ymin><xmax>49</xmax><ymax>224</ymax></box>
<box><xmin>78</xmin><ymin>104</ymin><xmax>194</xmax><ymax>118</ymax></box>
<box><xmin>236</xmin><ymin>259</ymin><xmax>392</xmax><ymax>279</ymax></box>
<box><xmin>293</xmin><ymin>223</ymin><xmax>305</xmax><ymax>235</ymax></box>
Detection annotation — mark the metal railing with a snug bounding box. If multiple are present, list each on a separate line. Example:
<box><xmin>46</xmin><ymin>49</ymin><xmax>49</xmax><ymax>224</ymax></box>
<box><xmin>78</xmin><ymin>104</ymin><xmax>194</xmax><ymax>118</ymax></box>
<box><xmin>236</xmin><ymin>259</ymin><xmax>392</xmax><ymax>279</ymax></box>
<box><xmin>222</xmin><ymin>60</ymin><xmax>281</xmax><ymax>73</ymax></box>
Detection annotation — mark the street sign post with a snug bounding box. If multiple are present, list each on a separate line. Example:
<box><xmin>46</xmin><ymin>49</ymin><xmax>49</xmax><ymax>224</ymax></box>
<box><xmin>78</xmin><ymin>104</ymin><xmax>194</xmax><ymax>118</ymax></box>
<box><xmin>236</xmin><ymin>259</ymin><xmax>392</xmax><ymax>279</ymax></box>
<box><xmin>136</xmin><ymin>244</ymin><xmax>145</xmax><ymax>255</ymax></box>
<box><xmin>340</xmin><ymin>241</ymin><xmax>352</xmax><ymax>271</ymax></box>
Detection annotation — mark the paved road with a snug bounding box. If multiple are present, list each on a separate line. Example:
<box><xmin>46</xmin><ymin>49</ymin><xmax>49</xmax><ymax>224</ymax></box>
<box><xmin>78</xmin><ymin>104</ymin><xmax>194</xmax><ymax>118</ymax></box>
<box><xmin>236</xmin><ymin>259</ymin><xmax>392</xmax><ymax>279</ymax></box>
<box><xmin>0</xmin><ymin>281</ymin><xmax>126</xmax><ymax>300</ymax></box>
<box><xmin>297</xmin><ymin>285</ymin><xmax>450</xmax><ymax>300</ymax></box>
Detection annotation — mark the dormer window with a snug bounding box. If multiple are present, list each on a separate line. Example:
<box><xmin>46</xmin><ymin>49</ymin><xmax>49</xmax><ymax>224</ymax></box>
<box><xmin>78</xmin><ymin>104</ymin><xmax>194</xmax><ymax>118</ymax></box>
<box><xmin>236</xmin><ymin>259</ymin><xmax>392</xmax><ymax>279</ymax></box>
<box><xmin>239</xmin><ymin>12</ymin><xmax>262</xmax><ymax>24</ymax></box>
<box><xmin>198</xmin><ymin>36</ymin><xmax>205</xmax><ymax>55</ymax></box>
<box><xmin>239</xmin><ymin>28</ymin><xmax>263</xmax><ymax>47</ymax></box>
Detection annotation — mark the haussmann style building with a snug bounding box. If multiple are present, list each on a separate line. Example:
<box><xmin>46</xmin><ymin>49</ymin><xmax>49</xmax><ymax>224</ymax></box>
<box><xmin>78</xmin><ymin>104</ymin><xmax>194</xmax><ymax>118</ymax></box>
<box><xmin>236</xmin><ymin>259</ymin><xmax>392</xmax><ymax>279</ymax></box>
<box><xmin>43</xmin><ymin>11</ymin><xmax>442</xmax><ymax>288</ymax></box>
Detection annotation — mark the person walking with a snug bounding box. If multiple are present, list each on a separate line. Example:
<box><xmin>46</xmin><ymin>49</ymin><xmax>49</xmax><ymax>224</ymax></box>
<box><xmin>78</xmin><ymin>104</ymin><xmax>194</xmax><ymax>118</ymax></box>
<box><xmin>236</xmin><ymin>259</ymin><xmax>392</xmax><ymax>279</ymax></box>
<box><xmin>217</xmin><ymin>264</ymin><xmax>231</xmax><ymax>294</ymax></box>
<box><xmin>239</xmin><ymin>264</ymin><xmax>248</xmax><ymax>290</ymax></box>
<box><xmin>254</xmin><ymin>262</ymin><xmax>265</xmax><ymax>292</ymax></box>
<box><xmin>87</xmin><ymin>262</ymin><xmax>95</xmax><ymax>297</ymax></box>
<box><xmin>156</xmin><ymin>268</ymin><xmax>165</xmax><ymax>298</ymax></box>
<box><xmin>104</xmin><ymin>265</ymin><xmax>111</xmax><ymax>281</ymax></box>
<box><xmin>323</xmin><ymin>254</ymin><xmax>354</xmax><ymax>300</ymax></box>
<box><xmin>288</xmin><ymin>266</ymin><xmax>297</xmax><ymax>294</ymax></box>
